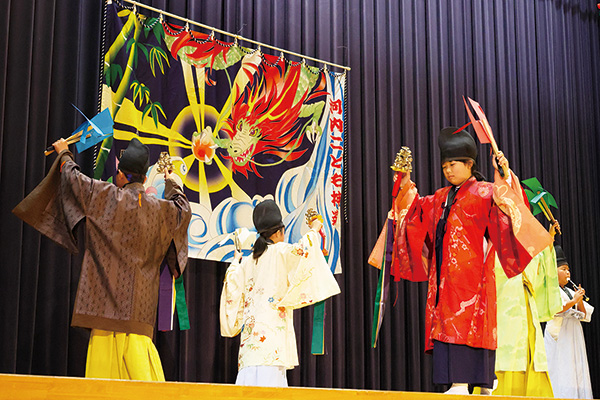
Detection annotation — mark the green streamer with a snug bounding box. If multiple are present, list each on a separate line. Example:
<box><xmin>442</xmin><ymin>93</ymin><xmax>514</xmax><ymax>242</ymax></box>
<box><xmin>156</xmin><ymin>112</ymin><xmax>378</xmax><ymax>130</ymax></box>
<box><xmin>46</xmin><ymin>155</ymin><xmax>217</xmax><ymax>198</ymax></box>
<box><xmin>174</xmin><ymin>275</ymin><xmax>190</xmax><ymax>330</ymax></box>
<box><xmin>311</xmin><ymin>300</ymin><xmax>326</xmax><ymax>355</ymax></box>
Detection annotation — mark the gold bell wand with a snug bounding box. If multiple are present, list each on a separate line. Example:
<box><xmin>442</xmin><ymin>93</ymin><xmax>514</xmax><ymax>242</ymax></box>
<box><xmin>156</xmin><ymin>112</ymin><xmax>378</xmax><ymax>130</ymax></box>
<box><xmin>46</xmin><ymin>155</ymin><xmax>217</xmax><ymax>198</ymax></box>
<box><xmin>390</xmin><ymin>146</ymin><xmax>412</xmax><ymax>198</ymax></box>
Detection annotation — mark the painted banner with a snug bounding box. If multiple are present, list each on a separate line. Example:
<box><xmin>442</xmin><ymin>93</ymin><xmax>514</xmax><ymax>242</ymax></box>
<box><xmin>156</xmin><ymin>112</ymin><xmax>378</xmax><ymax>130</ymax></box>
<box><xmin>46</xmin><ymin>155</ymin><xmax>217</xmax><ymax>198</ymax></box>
<box><xmin>99</xmin><ymin>3</ymin><xmax>346</xmax><ymax>272</ymax></box>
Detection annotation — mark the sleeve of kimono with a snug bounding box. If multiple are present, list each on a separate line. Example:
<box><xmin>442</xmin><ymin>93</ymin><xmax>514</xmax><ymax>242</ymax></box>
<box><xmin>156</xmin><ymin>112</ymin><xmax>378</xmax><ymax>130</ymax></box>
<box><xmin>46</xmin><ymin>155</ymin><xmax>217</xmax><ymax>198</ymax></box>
<box><xmin>220</xmin><ymin>259</ymin><xmax>245</xmax><ymax>337</ymax></box>
<box><xmin>12</xmin><ymin>150</ymin><xmax>82</xmax><ymax>253</ymax></box>
<box><xmin>278</xmin><ymin>230</ymin><xmax>341</xmax><ymax>309</ymax></box>
<box><xmin>21</xmin><ymin>151</ymin><xmax>95</xmax><ymax>252</ymax></box>
<box><xmin>58</xmin><ymin>156</ymin><xmax>95</xmax><ymax>229</ymax></box>
<box><xmin>367</xmin><ymin>217</ymin><xmax>390</xmax><ymax>270</ymax></box>
<box><xmin>163</xmin><ymin>177</ymin><xmax>192</xmax><ymax>278</ymax></box>
<box><xmin>581</xmin><ymin>301</ymin><xmax>594</xmax><ymax>323</ymax></box>
<box><xmin>487</xmin><ymin>205</ymin><xmax>531</xmax><ymax>278</ymax></box>
<box><xmin>490</xmin><ymin>170</ymin><xmax>553</xmax><ymax>278</ymax></box>
<box><xmin>531</xmin><ymin>245</ymin><xmax>562</xmax><ymax>322</ymax></box>
<box><xmin>368</xmin><ymin>182</ymin><xmax>418</xmax><ymax>270</ymax></box>
<box><xmin>554</xmin><ymin>288</ymin><xmax>593</xmax><ymax>323</ymax></box>
<box><xmin>547</xmin><ymin>290</ymin><xmax>583</xmax><ymax>339</ymax></box>
<box><xmin>392</xmin><ymin>183</ymin><xmax>434</xmax><ymax>282</ymax></box>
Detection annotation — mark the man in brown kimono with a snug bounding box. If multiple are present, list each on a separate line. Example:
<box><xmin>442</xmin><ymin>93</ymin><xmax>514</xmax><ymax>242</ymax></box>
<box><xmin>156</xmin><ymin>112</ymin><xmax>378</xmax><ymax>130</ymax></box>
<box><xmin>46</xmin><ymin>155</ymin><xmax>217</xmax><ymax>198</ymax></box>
<box><xmin>13</xmin><ymin>137</ymin><xmax>191</xmax><ymax>381</ymax></box>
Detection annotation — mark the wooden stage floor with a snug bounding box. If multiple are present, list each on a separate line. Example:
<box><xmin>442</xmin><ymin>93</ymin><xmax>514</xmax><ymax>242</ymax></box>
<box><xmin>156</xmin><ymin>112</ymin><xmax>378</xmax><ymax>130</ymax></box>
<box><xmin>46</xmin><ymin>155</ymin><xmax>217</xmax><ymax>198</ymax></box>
<box><xmin>0</xmin><ymin>373</ymin><xmax>577</xmax><ymax>400</ymax></box>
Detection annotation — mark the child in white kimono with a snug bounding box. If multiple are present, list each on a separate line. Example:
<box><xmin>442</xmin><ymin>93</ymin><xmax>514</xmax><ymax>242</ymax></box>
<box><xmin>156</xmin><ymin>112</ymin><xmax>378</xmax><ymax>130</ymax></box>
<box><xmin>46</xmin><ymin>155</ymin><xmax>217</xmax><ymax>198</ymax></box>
<box><xmin>544</xmin><ymin>245</ymin><xmax>594</xmax><ymax>399</ymax></box>
<box><xmin>220</xmin><ymin>199</ymin><xmax>340</xmax><ymax>387</ymax></box>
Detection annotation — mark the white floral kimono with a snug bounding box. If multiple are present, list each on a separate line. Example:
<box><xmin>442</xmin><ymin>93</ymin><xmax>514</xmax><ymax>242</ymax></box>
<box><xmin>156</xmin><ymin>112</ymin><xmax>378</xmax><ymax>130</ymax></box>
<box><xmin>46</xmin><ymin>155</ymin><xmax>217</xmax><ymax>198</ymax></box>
<box><xmin>220</xmin><ymin>230</ymin><xmax>340</xmax><ymax>372</ymax></box>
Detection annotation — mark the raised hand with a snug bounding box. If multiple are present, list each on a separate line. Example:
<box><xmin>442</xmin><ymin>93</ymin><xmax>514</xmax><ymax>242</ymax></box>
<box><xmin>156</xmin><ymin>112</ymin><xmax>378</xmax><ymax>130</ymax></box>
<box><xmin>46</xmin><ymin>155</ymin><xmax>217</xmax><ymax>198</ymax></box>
<box><xmin>573</xmin><ymin>286</ymin><xmax>585</xmax><ymax>303</ymax></box>
<box><xmin>549</xmin><ymin>220</ymin><xmax>561</xmax><ymax>238</ymax></box>
<box><xmin>310</xmin><ymin>218</ymin><xmax>323</xmax><ymax>233</ymax></box>
<box><xmin>52</xmin><ymin>138</ymin><xmax>69</xmax><ymax>154</ymax></box>
<box><xmin>493</xmin><ymin>150</ymin><xmax>509</xmax><ymax>172</ymax></box>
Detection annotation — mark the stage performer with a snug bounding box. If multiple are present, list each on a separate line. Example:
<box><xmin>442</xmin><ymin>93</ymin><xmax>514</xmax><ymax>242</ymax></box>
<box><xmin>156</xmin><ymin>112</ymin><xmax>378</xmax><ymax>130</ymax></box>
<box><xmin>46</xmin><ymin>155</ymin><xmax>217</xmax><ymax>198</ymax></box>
<box><xmin>220</xmin><ymin>199</ymin><xmax>340</xmax><ymax>387</ymax></box>
<box><xmin>370</xmin><ymin>127</ymin><xmax>553</xmax><ymax>395</ymax></box>
<box><xmin>491</xmin><ymin>221</ymin><xmax>562</xmax><ymax>396</ymax></box>
<box><xmin>544</xmin><ymin>245</ymin><xmax>594</xmax><ymax>399</ymax></box>
<box><xmin>13</xmin><ymin>137</ymin><xmax>191</xmax><ymax>381</ymax></box>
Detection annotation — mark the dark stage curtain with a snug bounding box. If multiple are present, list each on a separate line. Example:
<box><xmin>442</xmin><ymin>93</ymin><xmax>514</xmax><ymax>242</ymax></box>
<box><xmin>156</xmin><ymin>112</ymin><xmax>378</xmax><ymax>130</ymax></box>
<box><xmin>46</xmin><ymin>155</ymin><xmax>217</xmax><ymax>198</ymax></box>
<box><xmin>1</xmin><ymin>0</ymin><xmax>599</xmax><ymax>394</ymax></box>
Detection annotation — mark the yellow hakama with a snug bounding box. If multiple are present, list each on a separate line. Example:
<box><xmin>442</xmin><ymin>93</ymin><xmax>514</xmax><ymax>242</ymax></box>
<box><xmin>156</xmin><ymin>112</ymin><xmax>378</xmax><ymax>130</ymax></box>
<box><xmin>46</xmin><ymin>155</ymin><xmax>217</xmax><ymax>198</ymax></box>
<box><xmin>85</xmin><ymin>329</ymin><xmax>165</xmax><ymax>381</ymax></box>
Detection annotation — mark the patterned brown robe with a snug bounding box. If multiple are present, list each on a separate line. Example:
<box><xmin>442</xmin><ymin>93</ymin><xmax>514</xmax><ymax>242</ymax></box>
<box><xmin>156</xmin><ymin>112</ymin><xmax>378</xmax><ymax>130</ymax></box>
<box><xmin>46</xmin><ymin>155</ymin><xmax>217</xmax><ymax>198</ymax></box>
<box><xmin>13</xmin><ymin>150</ymin><xmax>191</xmax><ymax>338</ymax></box>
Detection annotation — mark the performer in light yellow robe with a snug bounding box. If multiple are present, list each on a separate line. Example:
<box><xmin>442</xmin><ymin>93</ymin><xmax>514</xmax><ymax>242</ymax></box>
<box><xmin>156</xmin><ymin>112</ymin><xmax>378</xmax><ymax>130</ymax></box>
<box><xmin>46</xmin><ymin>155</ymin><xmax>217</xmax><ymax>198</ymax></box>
<box><xmin>493</xmin><ymin>242</ymin><xmax>561</xmax><ymax>396</ymax></box>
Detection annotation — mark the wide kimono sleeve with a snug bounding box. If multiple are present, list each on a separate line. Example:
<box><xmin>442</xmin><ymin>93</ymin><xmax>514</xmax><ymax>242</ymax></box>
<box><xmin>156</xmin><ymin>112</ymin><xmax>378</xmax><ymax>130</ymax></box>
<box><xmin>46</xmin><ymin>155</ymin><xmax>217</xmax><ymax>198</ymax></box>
<box><xmin>392</xmin><ymin>183</ymin><xmax>435</xmax><ymax>282</ymax></box>
<box><xmin>220</xmin><ymin>258</ymin><xmax>246</xmax><ymax>337</ymax></box>
<box><xmin>368</xmin><ymin>181</ymin><xmax>431</xmax><ymax>281</ymax></box>
<box><xmin>278</xmin><ymin>230</ymin><xmax>341</xmax><ymax>308</ymax></box>
<box><xmin>12</xmin><ymin>150</ymin><xmax>95</xmax><ymax>253</ymax></box>
<box><xmin>530</xmin><ymin>245</ymin><xmax>562</xmax><ymax>322</ymax></box>
<box><xmin>547</xmin><ymin>290</ymin><xmax>595</xmax><ymax>340</ymax></box>
<box><xmin>488</xmin><ymin>170</ymin><xmax>553</xmax><ymax>278</ymax></box>
<box><xmin>580</xmin><ymin>298</ymin><xmax>594</xmax><ymax>323</ymax></box>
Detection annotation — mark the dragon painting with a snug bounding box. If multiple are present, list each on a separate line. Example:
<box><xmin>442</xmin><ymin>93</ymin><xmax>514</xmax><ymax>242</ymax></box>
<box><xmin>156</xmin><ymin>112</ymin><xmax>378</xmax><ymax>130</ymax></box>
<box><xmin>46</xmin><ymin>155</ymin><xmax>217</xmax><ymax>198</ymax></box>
<box><xmin>195</xmin><ymin>60</ymin><xmax>327</xmax><ymax>178</ymax></box>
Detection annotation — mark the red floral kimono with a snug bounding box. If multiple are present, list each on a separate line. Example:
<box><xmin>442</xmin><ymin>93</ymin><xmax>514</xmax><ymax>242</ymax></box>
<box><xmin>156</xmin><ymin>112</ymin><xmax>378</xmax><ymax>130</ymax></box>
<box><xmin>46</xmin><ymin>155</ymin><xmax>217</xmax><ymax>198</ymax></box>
<box><xmin>384</xmin><ymin>174</ymin><xmax>552</xmax><ymax>352</ymax></box>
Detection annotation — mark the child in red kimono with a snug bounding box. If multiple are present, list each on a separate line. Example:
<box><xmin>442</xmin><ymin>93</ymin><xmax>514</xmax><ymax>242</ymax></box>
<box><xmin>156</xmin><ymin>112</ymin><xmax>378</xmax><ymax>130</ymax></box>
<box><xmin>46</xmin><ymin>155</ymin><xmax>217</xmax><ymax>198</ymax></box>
<box><xmin>385</xmin><ymin>127</ymin><xmax>552</xmax><ymax>394</ymax></box>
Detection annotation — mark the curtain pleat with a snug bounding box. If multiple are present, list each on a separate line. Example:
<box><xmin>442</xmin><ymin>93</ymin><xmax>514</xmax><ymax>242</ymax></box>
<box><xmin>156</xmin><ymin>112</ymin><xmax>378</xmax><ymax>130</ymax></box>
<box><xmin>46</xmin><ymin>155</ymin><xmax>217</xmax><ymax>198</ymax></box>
<box><xmin>0</xmin><ymin>0</ymin><xmax>598</xmax><ymax>394</ymax></box>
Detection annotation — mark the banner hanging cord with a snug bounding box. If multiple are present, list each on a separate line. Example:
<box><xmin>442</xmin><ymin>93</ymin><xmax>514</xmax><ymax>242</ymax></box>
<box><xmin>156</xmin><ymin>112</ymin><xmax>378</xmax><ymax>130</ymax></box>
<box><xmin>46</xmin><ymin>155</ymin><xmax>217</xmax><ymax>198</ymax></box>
<box><xmin>110</xmin><ymin>0</ymin><xmax>351</xmax><ymax>72</ymax></box>
<box><xmin>342</xmin><ymin>79</ymin><xmax>349</xmax><ymax>224</ymax></box>
<box><xmin>94</xmin><ymin>0</ymin><xmax>110</xmax><ymax>169</ymax></box>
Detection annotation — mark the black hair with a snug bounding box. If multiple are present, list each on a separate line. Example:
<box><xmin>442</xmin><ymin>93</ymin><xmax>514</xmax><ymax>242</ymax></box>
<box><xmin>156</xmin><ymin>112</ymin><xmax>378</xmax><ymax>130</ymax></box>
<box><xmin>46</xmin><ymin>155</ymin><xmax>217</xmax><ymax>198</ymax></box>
<box><xmin>252</xmin><ymin>224</ymin><xmax>285</xmax><ymax>260</ymax></box>
<box><xmin>119</xmin><ymin>169</ymin><xmax>146</xmax><ymax>184</ymax></box>
<box><xmin>442</xmin><ymin>158</ymin><xmax>486</xmax><ymax>182</ymax></box>
<box><xmin>470</xmin><ymin>161</ymin><xmax>486</xmax><ymax>181</ymax></box>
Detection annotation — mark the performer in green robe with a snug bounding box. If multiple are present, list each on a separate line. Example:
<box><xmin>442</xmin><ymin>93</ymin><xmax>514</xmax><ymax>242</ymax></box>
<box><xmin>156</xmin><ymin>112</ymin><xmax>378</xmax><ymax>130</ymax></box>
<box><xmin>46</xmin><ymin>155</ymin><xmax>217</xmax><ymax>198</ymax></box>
<box><xmin>492</xmin><ymin>223</ymin><xmax>562</xmax><ymax>396</ymax></box>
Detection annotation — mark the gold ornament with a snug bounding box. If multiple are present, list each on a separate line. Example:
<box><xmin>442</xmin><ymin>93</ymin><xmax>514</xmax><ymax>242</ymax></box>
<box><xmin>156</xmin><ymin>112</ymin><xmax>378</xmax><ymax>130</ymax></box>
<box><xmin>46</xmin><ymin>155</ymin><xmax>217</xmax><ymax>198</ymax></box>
<box><xmin>305</xmin><ymin>208</ymin><xmax>323</xmax><ymax>226</ymax></box>
<box><xmin>390</xmin><ymin>146</ymin><xmax>413</xmax><ymax>172</ymax></box>
<box><xmin>156</xmin><ymin>152</ymin><xmax>174</xmax><ymax>173</ymax></box>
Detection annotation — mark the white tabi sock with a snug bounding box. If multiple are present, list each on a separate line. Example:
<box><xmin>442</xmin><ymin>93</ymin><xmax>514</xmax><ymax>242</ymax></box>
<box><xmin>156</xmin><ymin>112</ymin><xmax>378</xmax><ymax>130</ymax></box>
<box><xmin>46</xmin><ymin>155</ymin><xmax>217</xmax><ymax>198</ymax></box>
<box><xmin>445</xmin><ymin>383</ymin><xmax>469</xmax><ymax>394</ymax></box>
